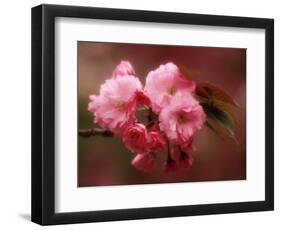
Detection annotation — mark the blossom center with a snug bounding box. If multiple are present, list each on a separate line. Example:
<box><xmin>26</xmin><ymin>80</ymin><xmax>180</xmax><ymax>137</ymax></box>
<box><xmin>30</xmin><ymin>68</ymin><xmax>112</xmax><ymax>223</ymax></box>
<box><xmin>166</xmin><ymin>86</ymin><xmax>177</xmax><ymax>96</ymax></box>
<box><xmin>177</xmin><ymin>113</ymin><xmax>187</xmax><ymax>124</ymax></box>
<box><xmin>176</xmin><ymin>110</ymin><xmax>195</xmax><ymax>124</ymax></box>
<box><xmin>114</xmin><ymin>101</ymin><xmax>127</xmax><ymax>112</ymax></box>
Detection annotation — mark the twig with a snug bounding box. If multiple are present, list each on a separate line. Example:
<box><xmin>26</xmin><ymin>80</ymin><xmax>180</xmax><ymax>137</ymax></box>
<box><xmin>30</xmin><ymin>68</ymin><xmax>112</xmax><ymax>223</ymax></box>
<box><xmin>78</xmin><ymin>127</ymin><xmax>114</xmax><ymax>138</ymax></box>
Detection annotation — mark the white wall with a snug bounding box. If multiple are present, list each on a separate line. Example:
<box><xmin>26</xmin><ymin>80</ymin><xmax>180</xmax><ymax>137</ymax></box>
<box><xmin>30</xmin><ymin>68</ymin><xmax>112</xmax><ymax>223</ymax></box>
<box><xmin>0</xmin><ymin>0</ymin><xmax>279</xmax><ymax>229</ymax></box>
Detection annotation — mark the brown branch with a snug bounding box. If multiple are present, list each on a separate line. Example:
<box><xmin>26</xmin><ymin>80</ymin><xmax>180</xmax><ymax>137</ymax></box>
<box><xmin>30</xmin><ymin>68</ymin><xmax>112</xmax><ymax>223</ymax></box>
<box><xmin>78</xmin><ymin>127</ymin><xmax>114</xmax><ymax>138</ymax></box>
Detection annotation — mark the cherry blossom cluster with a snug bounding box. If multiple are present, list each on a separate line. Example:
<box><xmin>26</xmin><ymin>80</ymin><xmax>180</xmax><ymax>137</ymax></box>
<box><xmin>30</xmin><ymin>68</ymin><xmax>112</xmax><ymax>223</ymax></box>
<box><xmin>88</xmin><ymin>61</ymin><xmax>206</xmax><ymax>172</ymax></box>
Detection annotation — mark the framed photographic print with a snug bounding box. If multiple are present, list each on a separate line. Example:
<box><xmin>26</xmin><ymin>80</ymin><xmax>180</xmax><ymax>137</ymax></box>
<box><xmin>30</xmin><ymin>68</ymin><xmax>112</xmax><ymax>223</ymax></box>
<box><xmin>31</xmin><ymin>4</ymin><xmax>274</xmax><ymax>225</ymax></box>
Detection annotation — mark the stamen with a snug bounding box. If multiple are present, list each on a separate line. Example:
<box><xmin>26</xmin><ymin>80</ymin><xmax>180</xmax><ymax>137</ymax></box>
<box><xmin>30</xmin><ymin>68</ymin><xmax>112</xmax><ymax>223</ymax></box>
<box><xmin>167</xmin><ymin>86</ymin><xmax>177</xmax><ymax>95</ymax></box>
<box><xmin>177</xmin><ymin>113</ymin><xmax>186</xmax><ymax>124</ymax></box>
<box><xmin>114</xmin><ymin>101</ymin><xmax>126</xmax><ymax>112</ymax></box>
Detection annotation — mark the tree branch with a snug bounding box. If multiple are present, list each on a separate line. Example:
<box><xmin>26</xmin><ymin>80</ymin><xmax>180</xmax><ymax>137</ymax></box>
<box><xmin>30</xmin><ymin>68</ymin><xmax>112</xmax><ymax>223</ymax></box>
<box><xmin>78</xmin><ymin>127</ymin><xmax>114</xmax><ymax>138</ymax></box>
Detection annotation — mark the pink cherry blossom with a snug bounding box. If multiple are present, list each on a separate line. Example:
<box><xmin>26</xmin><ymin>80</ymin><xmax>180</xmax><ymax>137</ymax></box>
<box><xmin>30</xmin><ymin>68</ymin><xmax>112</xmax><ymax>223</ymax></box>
<box><xmin>148</xmin><ymin>130</ymin><xmax>167</xmax><ymax>153</ymax></box>
<box><xmin>171</xmin><ymin>143</ymin><xmax>193</xmax><ymax>170</ymax></box>
<box><xmin>131</xmin><ymin>153</ymin><xmax>155</xmax><ymax>172</ymax></box>
<box><xmin>159</xmin><ymin>91</ymin><xmax>206</xmax><ymax>143</ymax></box>
<box><xmin>181</xmin><ymin>139</ymin><xmax>195</xmax><ymax>154</ymax></box>
<box><xmin>88</xmin><ymin>75</ymin><xmax>142</xmax><ymax>134</ymax></box>
<box><xmin>170</xmin><ymin>144</ymin><xmax>182</xmax><ymax>161</ymax></box>
<box><xmin>164</xmin><ymin>157</ymin><xmax>179</xmax><ymax>173</ymax></box>
<box><xmin>112</xmin><ymin>61</ymin><xmax>135</xmax><ymax>78</ymax></box>
<box><xmin>135</xmin><ymin>90</ymin><xmax>151</xmax><ymax>106</ymax></box>
<box><xmin>86</xmin><ymin>60</ymin><xmax>211</xmax><ymax>173</ymax></box>
<box><xmin>164</xmin><ymin>141</ymin><xmax>193</xmax><ymax>173</ymax></box>
<box><xmin>144</xmin><ymin>62</ymin><xmax>195</xmax><ymax>113</ymax></box>
<box><xmin>179</xmin><ymin>152</ymin><xmax>193</xmax><ymax>169</ymax></box>
<box><xmin>122</xmin><ymin>123</ymin><xmax>149</xmax><ymax>154</ymax></box>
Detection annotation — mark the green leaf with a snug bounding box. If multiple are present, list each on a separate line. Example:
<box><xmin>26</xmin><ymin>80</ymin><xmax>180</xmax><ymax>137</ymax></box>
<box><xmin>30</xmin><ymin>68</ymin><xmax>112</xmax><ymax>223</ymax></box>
<box><xmin>196</xmin><ymin>82</ymin><xmax>239</xmax><ymax>107</ymax></box>
<box><xmin>180</xmin><ymin>66</ymin><xmax>200</xmax><ymax>80</ymax></box>
<box><xmin>205</xmin><ymin>120</ymin><xmax>224</xmax><ymax>139</ymax></box>
<box><xmin>195</xmin><ymin>95</ymin><xmax>210</xmax><ymax>104</ymax></box>
<box><xmin>214</xmin><ymin>99</ymin><xmax>239</xmax><ymax>124</ymax></box>
<box><xmin>137</xmin><ymin>105</ymin><xmax>150</xmax><ymax>113</ymax></box>
<box><xmin>202</xmin><ymin>102</ymin><xmax>237</xmax><ymax>142</ymax></box>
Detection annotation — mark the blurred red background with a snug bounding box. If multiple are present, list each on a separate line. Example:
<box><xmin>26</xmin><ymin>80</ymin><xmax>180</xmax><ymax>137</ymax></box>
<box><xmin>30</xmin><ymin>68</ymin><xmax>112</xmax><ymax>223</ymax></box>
<box><xmin>78</xmin><ymin>42</ymin><xmax>246</xmax><ymax>187</ymax></box>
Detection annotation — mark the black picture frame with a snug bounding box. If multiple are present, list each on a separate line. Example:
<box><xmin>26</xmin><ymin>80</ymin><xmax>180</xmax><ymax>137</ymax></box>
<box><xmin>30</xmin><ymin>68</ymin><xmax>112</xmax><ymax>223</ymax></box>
<box><xmin>31</xmin><ymin>4</ymin><xmax>274</xmax><ymax>225</ymax></box>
